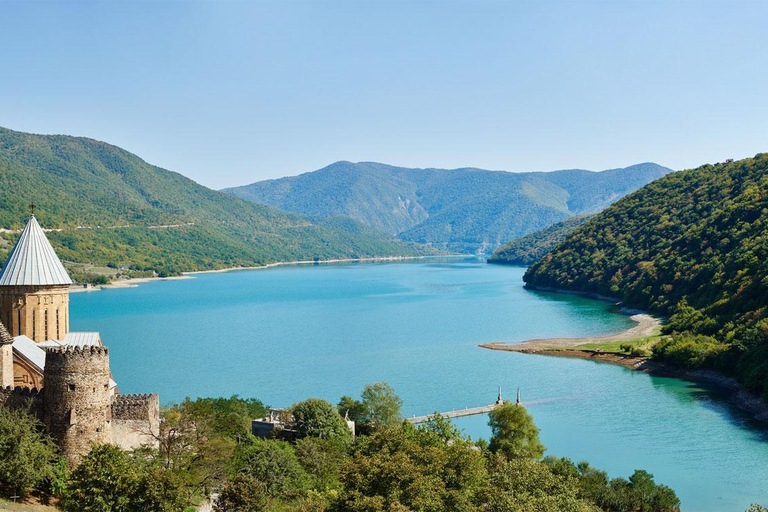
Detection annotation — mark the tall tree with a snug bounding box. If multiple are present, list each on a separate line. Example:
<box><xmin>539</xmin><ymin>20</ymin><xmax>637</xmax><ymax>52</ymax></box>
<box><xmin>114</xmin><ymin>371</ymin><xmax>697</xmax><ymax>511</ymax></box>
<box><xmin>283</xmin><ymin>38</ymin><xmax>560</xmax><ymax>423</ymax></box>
<box><xmin>488</xmin><ymin>404</ymin><xmax>545</xmax><ymax>460</ymax></box>
<box><xmin>292</xmin><ymin>398</ymin><xmax>352</xmax><ymax>442</ymax></box>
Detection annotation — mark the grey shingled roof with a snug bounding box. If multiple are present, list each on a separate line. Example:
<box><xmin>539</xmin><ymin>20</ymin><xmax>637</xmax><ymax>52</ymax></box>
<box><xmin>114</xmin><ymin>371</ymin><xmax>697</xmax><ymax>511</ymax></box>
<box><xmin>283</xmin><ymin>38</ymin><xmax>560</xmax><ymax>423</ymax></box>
<box><xmin>0</xmin><ymin>216</ymin><xmax>72</xmax><ymax>286</ymax></box>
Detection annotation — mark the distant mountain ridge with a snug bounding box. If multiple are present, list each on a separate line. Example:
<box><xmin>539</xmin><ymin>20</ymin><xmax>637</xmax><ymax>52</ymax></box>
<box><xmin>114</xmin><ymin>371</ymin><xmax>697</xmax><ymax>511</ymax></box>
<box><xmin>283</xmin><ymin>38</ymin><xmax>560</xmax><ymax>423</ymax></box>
<box><xmin>223</xmin><ymin>161</ymin><xmax>673</xmax><ymax>253</ymax></box>
<box><xmin>0</xmin><ymin>127</ymin><xmax>431</xmax><ymax>278</ymax></box>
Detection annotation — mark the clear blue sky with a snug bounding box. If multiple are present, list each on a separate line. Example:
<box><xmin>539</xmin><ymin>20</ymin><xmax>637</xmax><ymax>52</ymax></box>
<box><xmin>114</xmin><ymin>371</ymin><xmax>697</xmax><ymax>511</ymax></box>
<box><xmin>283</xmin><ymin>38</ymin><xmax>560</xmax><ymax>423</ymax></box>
<box><xmin>1</xmin><ymin>1</ymin><xmax>766</xmax><ymax>188</ymax></box>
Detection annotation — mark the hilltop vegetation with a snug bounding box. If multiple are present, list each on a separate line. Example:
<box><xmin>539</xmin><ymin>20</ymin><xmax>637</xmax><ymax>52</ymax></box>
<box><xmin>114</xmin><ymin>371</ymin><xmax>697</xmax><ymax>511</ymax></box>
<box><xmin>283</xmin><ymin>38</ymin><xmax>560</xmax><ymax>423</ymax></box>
<box><xmin>525</xmin><ymin>154</ymin><xmax>768</xmax><ymax>399</ymax></box>
<box><xmin>0</xmin><ymin>127</ymin><xmax>431</xmax><ymax>279</ymax></box>
<box><xmin>489</xmin><ymin>214</ymin><xmax>595</xmax><ymax>266</ymax></box>
<box><xmin>223</xmin><ymin>161</ymin><xmax>672</xmax><ymax>254</ymax></box>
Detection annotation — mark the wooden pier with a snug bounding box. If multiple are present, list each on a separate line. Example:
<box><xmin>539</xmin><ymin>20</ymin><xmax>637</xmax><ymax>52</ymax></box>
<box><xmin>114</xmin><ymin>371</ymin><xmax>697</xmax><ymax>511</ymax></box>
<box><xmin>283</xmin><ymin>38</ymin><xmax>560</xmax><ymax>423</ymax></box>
<box><xmin>406</xmin><ymin>395</ymin><xmax>561</xmax><ymax>424</ymax></box>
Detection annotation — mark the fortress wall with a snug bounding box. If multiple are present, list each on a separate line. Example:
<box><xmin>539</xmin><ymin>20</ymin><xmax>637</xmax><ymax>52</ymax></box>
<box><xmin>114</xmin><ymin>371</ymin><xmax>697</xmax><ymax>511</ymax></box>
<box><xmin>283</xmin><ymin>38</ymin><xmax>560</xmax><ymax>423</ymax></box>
<box><xmin>0</xmin><ymin>385</ymin><xmax>43</xmax><ymax>419</ymax></box>
<box><xmin>112</xmin><ymin>393</ymin><xmax>160</xmax><ymax>450</ymax></box>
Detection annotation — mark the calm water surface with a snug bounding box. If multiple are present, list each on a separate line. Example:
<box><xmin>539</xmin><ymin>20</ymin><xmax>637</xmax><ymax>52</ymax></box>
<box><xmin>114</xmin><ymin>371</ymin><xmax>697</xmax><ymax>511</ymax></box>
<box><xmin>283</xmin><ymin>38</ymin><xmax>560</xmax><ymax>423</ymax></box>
<box><xmin>71</xmin><ymin>260</ymin><xmax>768</xmax><ymax>511</ymax></box>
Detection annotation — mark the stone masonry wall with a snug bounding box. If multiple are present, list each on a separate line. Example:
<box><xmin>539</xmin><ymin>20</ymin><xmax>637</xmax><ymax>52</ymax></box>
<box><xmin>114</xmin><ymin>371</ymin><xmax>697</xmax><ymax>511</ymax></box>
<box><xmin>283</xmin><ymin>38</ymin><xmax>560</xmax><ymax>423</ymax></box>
<box><xmin>111</xmin><ymin>393</ymin><xmax>160</xmax><ymax>451</ymax></box>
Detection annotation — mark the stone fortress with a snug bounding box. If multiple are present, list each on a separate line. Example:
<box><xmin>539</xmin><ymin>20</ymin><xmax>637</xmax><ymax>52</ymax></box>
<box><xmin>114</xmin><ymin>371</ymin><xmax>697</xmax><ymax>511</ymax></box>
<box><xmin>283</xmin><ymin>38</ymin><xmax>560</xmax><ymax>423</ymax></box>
<box><xmin>0</xmin><ymin>215</ymin><xmax>159</xmax><ymax>464</ymax></box>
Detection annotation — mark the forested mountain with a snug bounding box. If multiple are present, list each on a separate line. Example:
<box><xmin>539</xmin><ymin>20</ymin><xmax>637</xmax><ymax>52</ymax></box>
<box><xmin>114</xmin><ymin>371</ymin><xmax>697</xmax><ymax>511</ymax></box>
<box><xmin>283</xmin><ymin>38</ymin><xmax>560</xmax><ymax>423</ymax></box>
<box><xmin>525</xmin><ymin>154</ymin><xmax>768</xmax><ymax>399</ymax></box>
<box><xmin>223</xmin><ymin>161</ymin><xmax>673</xmax><ymax>254</ymax></box>
<box><xmin>488</xmin><ymin>214</ymin><xmax>595</xmax><ymax>266</ymax></box>
<box><xmin>0</xmin><ymin>127</ymin><xmax>431</xmax><ymax>277</ymax></box>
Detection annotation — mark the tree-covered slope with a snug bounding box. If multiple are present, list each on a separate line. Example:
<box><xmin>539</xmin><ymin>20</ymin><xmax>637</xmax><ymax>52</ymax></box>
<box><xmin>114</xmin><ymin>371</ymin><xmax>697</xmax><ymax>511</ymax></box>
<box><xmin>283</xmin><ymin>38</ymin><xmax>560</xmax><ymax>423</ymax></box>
<box><xmin>524</xmin><ymin>154</ymin><xmax>768</xmax><ymax>398</ymax></box>
<box><xmin>488</xmin><ymin>214</ymin><xmax>595</xmax><ymax>266</ymax></box>
<box><xmin>223</xmin><ymin>161</ymin><xmax>672</xmax><ymax>254</ymax></box>
<box><xmin>0</xmin><ymin>127</ymin><xmax>431</xmax><ymax>276</ymax></box>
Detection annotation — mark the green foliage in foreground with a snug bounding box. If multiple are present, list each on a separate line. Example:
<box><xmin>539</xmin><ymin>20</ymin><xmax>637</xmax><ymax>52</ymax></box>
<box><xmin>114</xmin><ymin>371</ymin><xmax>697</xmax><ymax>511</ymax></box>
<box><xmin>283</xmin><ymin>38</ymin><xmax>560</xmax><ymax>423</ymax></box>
<box><xmin>2</xmin><ymin>390</ymin><xmax>679</xmax><ymax>512</ymax></box>
<box><xmin>0</xmin><ymin>126</ymin><xmax>431</xmax><ymax>278</ymax></box>
<box><xmin>62</xmin><ymin>445</ymin><xmax>186</xmax><ymax>512</ymax></box>
<box><xmin>0</xmin><ymin>406</ymin><xmax>59</xmax><ymax>499</ymax></box>
<box><xmin>489</xmin><ymin>214</ymin><xmax>595</xmax><ymax>266</ymax></box>
<box><xmin>525</xmin><ymin>154</ymin><xmax>768</xmax><ymax>399</ymax></box>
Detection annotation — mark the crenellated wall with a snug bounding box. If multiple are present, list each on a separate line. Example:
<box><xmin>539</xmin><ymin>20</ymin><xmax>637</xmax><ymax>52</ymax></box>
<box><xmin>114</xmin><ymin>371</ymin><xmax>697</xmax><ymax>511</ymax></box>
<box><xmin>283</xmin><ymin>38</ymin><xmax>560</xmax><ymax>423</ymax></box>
<box><xmin>112</xmin><ymin>393</ymin><xmax>160</xmax><ymax>451</ymax></box>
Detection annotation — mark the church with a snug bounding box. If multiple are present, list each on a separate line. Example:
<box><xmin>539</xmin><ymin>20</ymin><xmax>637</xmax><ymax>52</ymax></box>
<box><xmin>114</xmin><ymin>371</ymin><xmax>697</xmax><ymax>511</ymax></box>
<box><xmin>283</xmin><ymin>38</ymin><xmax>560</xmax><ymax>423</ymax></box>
<box><xmin>0</xmin><ymin>215</ymin><xmax>160</xmax><ymax>465</ymax></box>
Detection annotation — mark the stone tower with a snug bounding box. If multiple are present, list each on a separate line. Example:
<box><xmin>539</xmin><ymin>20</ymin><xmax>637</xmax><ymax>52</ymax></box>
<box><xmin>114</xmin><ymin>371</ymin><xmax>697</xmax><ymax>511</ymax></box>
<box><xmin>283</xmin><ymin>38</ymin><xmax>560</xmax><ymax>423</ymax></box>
<box><xmin>0</xmin><ymin>216</ymin><xmax>73</xmax><ymax>342</ymax></box>
<box><xmin>43</xmin><ymin>346</ymin><xmax>113</xmax><ymax>465</ymax></box>
<box><xmin>0</xmin><ymin>321</ymin><xmax>12</xmax><ymax>388</ymax></box>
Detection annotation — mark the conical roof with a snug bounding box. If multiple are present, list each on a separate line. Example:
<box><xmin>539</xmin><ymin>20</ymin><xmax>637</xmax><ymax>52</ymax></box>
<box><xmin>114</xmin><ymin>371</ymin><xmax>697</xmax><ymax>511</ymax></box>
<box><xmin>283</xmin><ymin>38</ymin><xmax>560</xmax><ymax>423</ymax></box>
<box><xmin>0</xmin><ymin>216</ymin><xmax>72</xmax><ymax>286</ymax></box>
<box><xmin>0</xmin><ymin>320</ymin><xmax>11</xmax><ymax>345</ymax></box>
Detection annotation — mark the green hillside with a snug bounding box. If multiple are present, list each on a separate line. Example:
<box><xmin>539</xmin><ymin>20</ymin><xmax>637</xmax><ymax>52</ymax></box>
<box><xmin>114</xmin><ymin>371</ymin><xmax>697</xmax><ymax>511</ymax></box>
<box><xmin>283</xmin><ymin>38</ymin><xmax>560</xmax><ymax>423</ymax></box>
<box><xmin>223</xmin><ymin>161</ymin><xmax>672</xmax><ymax>254</ymax></box>
<box><xmin>488</xmin><ymin>214</ymin><xmax>595</xmax><ymax>266</ymax></box>
<box><xmin>0</xmin><ymin>127</ymin><xmax>431</xmax><ymax>280</ymax></box>
<box><xmin>524</xmin><ymin>154</ymin><xmax>768</xmax><ymax>399</ymax></box>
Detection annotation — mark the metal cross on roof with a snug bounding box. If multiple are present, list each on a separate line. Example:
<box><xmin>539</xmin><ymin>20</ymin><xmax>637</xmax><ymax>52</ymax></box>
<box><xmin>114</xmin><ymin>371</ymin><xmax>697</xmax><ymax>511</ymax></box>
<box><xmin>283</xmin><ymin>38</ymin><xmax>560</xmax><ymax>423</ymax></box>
<box><xmin>28</xmin><ymin>203</ymin><xmax>36</xmax><ymax>215</ymax></box>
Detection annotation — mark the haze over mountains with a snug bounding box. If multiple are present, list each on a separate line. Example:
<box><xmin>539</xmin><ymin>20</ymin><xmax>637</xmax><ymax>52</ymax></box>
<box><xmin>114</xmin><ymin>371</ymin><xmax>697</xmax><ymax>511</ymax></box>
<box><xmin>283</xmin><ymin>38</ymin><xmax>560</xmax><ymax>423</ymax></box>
<box><xmin>223</xmin><ymin>161</ymin><xmax>674</xmax><ymax>253</ymax></box>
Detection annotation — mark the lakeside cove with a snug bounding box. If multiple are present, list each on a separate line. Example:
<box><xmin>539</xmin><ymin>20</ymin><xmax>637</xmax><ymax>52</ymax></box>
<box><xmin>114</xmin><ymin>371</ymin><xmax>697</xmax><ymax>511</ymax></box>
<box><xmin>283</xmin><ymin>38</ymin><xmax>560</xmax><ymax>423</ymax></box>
<box><xmin>480</xmin><ymin>309</ymin><xmax>768</xmax><ymax>422</ymax></box>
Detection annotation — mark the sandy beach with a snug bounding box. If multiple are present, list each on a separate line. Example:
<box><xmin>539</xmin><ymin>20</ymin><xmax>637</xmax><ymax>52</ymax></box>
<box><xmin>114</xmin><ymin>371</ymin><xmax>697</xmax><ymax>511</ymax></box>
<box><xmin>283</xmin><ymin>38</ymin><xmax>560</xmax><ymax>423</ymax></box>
<box><xmin>478</xmin><ymin>313</ymin><xmax>661</xmax><ymax>352</ymax></box>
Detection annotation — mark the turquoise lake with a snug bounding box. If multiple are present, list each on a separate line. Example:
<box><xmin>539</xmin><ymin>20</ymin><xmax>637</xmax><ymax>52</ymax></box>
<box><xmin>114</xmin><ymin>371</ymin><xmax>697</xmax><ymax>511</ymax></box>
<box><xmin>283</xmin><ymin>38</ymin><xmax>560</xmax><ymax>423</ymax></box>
<box><xmin>70</xmin><ymin>259</ymin><xmax>768</xmax><ymax>511</ymax></box>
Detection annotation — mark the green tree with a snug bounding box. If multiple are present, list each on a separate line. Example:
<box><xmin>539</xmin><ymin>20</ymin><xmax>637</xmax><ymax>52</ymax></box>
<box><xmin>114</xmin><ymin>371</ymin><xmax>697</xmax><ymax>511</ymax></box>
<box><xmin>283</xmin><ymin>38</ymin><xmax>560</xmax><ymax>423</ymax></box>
<box><xmin>488</xmin><ymin>404</ymin><xmax>545</xmax><ymax>460</ymax></box>
<box><xmin>63</xmin><ymin>444</ymin><xmax>186</xmax><ymax>512</ymax></box>
<box><xmin>180</xmin><ymin>395</ymin><xmax>266</xmax><ymax>439</ymax></box>
<box><xmin>360</xmin><ymin>382</ymin><xmax>403</xmax><ymax>429</ymax></box>
<box><xmin>157</xmin><ymin>402</ymin><xmax>236</xmax><ymax>501</ymax></box>
<box><xmin>0</xmin><ymin>406</ymin><xmax>59</xmax><ymax>499</ymax></box>
<box><xmin>337</xmin><ymin>395</ymin><xmax>366</xmax><ymax>425</ymax></box>
<box><xmin>487</xmin><ymin>453</ymin><xmax>596</xmax><ymax>512</ymax></box>
<box><xmin>337</xmin><ymin>424</ymin><xmax>487</xmax><ymax>511</ymax></box>
<box><xmin>214</xmin><ymin>474</ymin><xmax>270</xmax><ymax>512</ymax></box>
<box><xmin>232</xmin><ymin>438</ymin><xmax>309</xmax><ymax>499</ymax></box>
<box><xmin>294</xmin><ymin>437</ymin><xmax>349</xmax><ymax>492</ymax></box>
<box><xmin>292</xmin><ymin>398</ymin><xmax>352</xmax><ymax>442</ymax></box>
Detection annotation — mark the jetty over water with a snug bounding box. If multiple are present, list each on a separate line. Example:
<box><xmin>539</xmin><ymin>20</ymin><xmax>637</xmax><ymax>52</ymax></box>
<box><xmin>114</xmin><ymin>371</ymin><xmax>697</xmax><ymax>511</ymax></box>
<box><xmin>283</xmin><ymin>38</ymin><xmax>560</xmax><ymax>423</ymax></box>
<box><xmin>407</xmin><ymin>388</ymin><xmax>558</xmax><ymax>424</ymax></box>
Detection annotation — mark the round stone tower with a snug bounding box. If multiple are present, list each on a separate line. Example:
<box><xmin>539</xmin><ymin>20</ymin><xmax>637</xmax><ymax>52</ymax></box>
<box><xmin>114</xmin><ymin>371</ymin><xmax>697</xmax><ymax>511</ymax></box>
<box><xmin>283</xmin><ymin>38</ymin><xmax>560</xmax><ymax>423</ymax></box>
<box><xmin>43</xmin><ymin>345</ymin><xmax>112</xmax><ymax>465</ymax></box>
